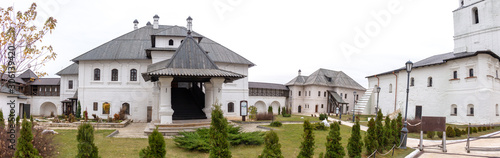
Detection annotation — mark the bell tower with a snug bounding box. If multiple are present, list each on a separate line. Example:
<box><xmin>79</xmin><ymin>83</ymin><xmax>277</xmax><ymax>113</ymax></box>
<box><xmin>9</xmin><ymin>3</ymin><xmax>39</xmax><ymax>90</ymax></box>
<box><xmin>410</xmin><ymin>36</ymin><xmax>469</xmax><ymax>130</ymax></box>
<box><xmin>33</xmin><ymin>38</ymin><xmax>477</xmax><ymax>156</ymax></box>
<box><xmin>453</xmin><ymin>0</ymin><xmax>500</xmax><ymax>54</ymax></box>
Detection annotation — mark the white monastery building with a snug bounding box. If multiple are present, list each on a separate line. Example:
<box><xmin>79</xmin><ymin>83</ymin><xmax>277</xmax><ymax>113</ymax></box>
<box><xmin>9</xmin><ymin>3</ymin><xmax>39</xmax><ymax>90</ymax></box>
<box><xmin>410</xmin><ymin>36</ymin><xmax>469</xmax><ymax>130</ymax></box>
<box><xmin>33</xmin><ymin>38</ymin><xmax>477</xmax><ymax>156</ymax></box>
<box><xmin>365</xmin><ymin>0</ymin><xmax>500</xmax><ymax>124</ymax></box>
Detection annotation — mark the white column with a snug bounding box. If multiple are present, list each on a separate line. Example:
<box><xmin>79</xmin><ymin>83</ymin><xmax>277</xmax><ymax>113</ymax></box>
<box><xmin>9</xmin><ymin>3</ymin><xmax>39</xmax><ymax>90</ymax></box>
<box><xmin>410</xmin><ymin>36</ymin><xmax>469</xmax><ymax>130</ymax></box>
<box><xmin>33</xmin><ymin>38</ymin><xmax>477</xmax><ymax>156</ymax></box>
<box><xmin>203</xmin><ymin>82</ymin><xmax>213</xmax><ymax>118</ymax></box>
<box><xmin>152</xmin><ymin>82</ymin><xmax>160</xmax><ymax>122</ymax></box>
<box><xmin>211</xmin><ymin>77</ymin><xmax>225</xmax><ymax>105</ymax></box>
<box><xmin>159</xmin><ymin>77</ymin><xmax>174</xmax><ymax>124</ymax></box>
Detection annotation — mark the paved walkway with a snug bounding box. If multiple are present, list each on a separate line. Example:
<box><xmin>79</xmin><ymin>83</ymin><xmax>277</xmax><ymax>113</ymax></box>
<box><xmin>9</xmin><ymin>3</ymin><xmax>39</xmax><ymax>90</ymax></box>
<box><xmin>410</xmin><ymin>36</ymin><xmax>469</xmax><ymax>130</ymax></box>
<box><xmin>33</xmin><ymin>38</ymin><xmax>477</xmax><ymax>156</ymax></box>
<box><xmin>113</xmin><ymin>123</ymin><xmax>148</xmax><ymax>138</ymax></box>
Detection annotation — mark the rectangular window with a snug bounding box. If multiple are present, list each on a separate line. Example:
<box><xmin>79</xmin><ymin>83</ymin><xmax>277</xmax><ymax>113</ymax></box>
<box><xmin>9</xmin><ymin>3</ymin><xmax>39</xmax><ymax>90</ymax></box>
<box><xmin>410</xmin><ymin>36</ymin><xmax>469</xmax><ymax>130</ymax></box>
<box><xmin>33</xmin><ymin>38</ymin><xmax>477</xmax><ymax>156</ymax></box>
<box><xmin>345</xmin><ymin>94</ymin><xmax>347</xmax><ymax>99</ymax></box>
<box><xmin>453</xmin><ymin>71</ymin><xmax>458</xmax><ymax>79</ymax></box>
<box><xmin>68</xmin><ymin>80</ymin><xmax>73</xmax><ymax>89</ymax></box>
<box><xmin>318</xmin><ymin>91</ymin><xmax>321</xmax><ymax>97</ymax></box>
<box><xmin>469</xmin><ymin>69</ymin><xmax>474</xmax><ymax>77</ymax></box>
<box><xmin>93</xmin><ymin>102</ymin><xmax>98</xmax><ymax>111</ymax></box>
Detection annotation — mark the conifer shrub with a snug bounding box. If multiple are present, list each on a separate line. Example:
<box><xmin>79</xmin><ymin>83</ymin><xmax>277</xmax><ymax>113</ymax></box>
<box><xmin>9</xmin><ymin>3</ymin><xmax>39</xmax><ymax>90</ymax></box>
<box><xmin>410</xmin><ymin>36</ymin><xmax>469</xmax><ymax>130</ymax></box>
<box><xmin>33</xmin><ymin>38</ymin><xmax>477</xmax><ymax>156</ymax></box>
<box><xmin>278</xmin><ymin>106</ymin><xmax>281</xmax><ymax>115</ymax></box>
<box><xmin>472</xmin><ymin>127</ymin><xmax>478</xmax><ymax>133</ymax></box>
<box><xmin>482</xmin><ymin>126</ymin><xmax>487</xmax><ymax>131</ymax></box>
<box><xmin>375</xmin><ymin>110</ymin><xmax>386</xmax><ymax>151</ymax></box>
<box><xmin>454</xmin><ymin>127</ymin><xmax>461</xmax><ymax>137</ymax></box>
<box><xmin>209</xmin><ymin>104</ymin><xmax>231</xmax><ymax>158</ymax></box>
<box><xmin>390</xmin><ymin>118</ymin><xmax>399</xmax><ymax>145</ymax></box>
<box><xmin>270</xmin><ymin>121</ymin><xmax>282</xmax><ymax>127</ymax></box>
<box><xmin>298</xmin><ymin>120</ymin><xmax>315</xmax><ymax>158</ymax></box>
<box><xmin>384</xmin><ymin>115</ymin><xmax>392</xmax><ymax>147</ymax></box>
<box><xmin>313</xmin><ymin>122</ymin><xmax>327</xmax><ymax>131</ymax></box>
<box><xmin>113</xmin><ymin>113</ymin><xmax>120</xmax><ymax>122</ymax></box>
<box><xmin>83</xmin><ymin>110</ymin><xmax>88</xmax><ymax>122</ymax></box>
<box><xmin>0</xmin><ymin>110</ymin><xmax>4</xmax><ymax>129</ymax></box>
<box><xmin>487</xmin><ymin>126</ymin><xmax>491</xmax><ymax>130</ymax></box>
<box><xmin>319</xmin><ymin>113</ymin><xmax>327</xmax><ymax>121</ymax></box>
<box><xmin>396</xmin><ymin>113</ymin><xmax>403</xmax><ymax>140</ymax></box>
<box><xmin>282</xmin><ymin>113</ymin><xmax>291</xmax><ymax>117</ymax></box>
<box><xmin>325</xmin><ymin>121</ymin><xmax>345</xmax><ymax>158</ymax></box>
<box><xmin>14</xmin><ymin>116</ymin><xmax>40</xmax><ymax>158</ymax></box>
<box><xmin>258</xmin><ymin>130</ymin><xmax>283</xmax><ymax>158</ymax></box>
<box><xmin>140</xmin><ymin>128</ymin><xmax>166</xmax><ymax>158</ymax></box>
<box><xmin>446</xmin><ymin>126</ymin><xmax>455</xmax><ymax>138</ymax></box>
<box><xmin>347</xmin><ymin>121</ymin><xmax>363</xmax><ymax>158</ymax></box>
<box><xmin>426</xmin><ymin>131</ymin><xmax>435</xmax><ymax>139</ymax></box>
<box><xmin>76</xmin><ymin>123</ymin><xmax>99</xmax><ymax>158</ymax></box>
<box><xmin>76</xmin><ymin>101</ymin><xmax>82</xmax><ymax>118</ymax></box>
<box><xmin>462</xmin><ymin>129</ymin><xmax>467</xmax><ymax>135</ymax></box>
<box><xmin>281</xmin><ymin>107</ymin><xmax>286</xmax><ymax>116</ymax></box>
<box><xmin>437</xmin><ymin>131</ymin><xmax>443</xmax><ymax>138</ymax></box>
<box><xmin>16</xmin><ymin>115</ymin><xmax>20</xmax><ymax>126</ymax></box>
<box><xmin>69</xmin><ymin>113</ymin><xmax>76</xmax><ymax>123</ymax></box>
<box><xmin>268</xmin><ymin>106</ymin><xmax>273</xmax><ymax>114</ymax></box>
<box><xmin>364</xmin><ymin>118</ymin><xmax>377</xmax><ymax>155</ymax></box>
<box><xmin>477</xmin><ymin>126</ymin><xmax>482</xmax><ymax>132</ymax></box>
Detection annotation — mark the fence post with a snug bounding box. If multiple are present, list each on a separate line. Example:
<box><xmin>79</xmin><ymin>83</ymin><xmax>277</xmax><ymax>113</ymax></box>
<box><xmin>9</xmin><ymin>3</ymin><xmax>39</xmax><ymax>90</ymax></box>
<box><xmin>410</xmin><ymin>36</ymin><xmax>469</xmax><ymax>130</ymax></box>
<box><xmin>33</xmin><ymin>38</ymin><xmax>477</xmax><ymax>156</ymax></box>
<box><xmin>419</xmin><ymin>130</ymin><xmax>423</xmax><ymax>151</ymax></box>
<box><xmin>442</xmin><ymin>131</ymin><xmax>447</xmax><ymax>152</ymax></box>
<box><xmin>466</xmin><ymin>123</ymin><xmax>470</xmax><ymax>153</ymax></box>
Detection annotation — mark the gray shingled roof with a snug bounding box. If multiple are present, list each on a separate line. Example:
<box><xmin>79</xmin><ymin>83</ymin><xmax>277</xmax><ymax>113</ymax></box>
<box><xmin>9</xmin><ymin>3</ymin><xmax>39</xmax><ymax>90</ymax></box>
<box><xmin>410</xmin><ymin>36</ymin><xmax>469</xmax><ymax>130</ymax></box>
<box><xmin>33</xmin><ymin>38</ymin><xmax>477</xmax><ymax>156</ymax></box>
<box><xmin>249</xmin><ymin>82</ymin><xmax>288</xmax><ymax>90</ymax></box>
<box><xmin>1</xmin><ymin>75</ymin><xmax>26</xmax><ymax>84</ymax></box>
<box><xmin>56</xmin><ymin>63</ymin><xmax>79</xmax><ymax>76</ymax></box>
<box><xmin>71</xmin><ymin>25</ymin><xmax>254</xmax><ymax>67</ymax></box>
<box><xmin>18</xmin><ymin>69</ymin><xmax>38</xmax><ymax>79</ymax></box>
<box><xmin>286</xmin><ymin>68</ymin><xmax>366</xmax><ymax>91</ymax></box>
<box><xmin>366</xmin><ymin>51</ymin><xmax>499</xmax><ymax>78</ymax></box>
<box><xmin>144</xmin><ymin>36</ymin><xmax>245</xmax><ymax>82</ymax></box>
<box><xmin>328</xmin><ymin>90</ymin><xmax>347</xmax><ymax>104</ymax></box>
<box><xmin>30</xmin><ymin>78</ymin><xmax>60</xmax><ymax>86</ymax></box>
<box><xmin>0</xmin><ymin>85</ymin><xmax>25</xmax><ymax>96</ymax></box>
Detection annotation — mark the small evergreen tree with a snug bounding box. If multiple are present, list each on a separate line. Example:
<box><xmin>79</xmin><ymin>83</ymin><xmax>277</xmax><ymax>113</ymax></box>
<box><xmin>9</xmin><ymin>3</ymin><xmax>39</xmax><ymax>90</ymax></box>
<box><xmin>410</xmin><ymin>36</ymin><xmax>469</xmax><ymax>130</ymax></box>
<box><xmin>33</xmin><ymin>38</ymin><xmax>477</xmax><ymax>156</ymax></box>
<box><xmin>209</xmin><ymin>104</ymin><xmax>231</xmax><ymax>158</ymax></box>
<box><xmin>278</xmin><ymin>107</ymin><xmax>281</xmax><ymax>115</ymax></box>
<box><xmin>364</xmin><ymin>118</ymin><xmax>377</xmax><ymax>155</ymax></box>
<box><xmin>390</xmin><ymin>118</ymin><xmax>399</xmax><ymax>145</ymax></box>
<box><xmin>347</xmin><ymin>121</ymin><xmax>363</xmax><ymax>158</ymax></box>
<box><xmin>454</xmin><ymin>127</ymin><xmax>461</xmax><ymax>137</ymax></box>
<box><xmin>384</xmin><ymin>116</ymin><xmax>392</xmax><ymax>147</ymax></box>
<box><xmin>268</xmin><ymin>106</ymin><xmax>273</xmax><ymax>114</ymax></box>
<box><xmin>14</xmin><ymin>116</ymin><xmax>40</xmax><ymax>158</ymax></box>
<box><xmin>140</xmin><ymin>128</ymin><xmax>166</xmax><ymax>158</ymax></box>
<box><xmin>259</xmin><ymin>130</ymin><xmax>283</xmax><ymax>158</ymax></box>
<box><xmin>298</xmin><ymin>120</ymin><xmax>315</xmax><ymax>158</ymax></box>
<box><xmin>76</xmin><ymin>101</ymin><xmax>82</xmax><ymax>118</ymax></box>
<box><xmin>325</xmin><ymin>122</ymin><xmax>345</xmax><ymax>158</ymax></box>
<box><xmin>0</xmin><ymin>110</ymin><xmax>5</xmax><ymax>129</ymax></box>
<box><xmin>375</xmin><ymin>110</ymin><xmax>385</xmax><ymax>151</ymax></box>
<box><xmin>426</xmin><ymin>131</ymin><xmax>435</xmax><ymax>139</ymax></box>
<box><xmin>396</xmin><ymin>113</ymin><xmax>403</xmax><ymax>142</ymax></box>
<box><xmin>16</xmin><ymin>115</ymin><xmax>20</xmax><ymax>126</ymax></box>
<box><xmin>281</xmin><ymin>107</ymin><xmax>286</xmax><ymax>117</ymax></box>
<box><xmin>76</xmin><ymin>123</ymin><xmax>99</xmax><ymax>158</ymax></box>
<box><xmin>446</xmin><ymin>126</ymin><xmax>455</xmax><ymax>138</ymax></box>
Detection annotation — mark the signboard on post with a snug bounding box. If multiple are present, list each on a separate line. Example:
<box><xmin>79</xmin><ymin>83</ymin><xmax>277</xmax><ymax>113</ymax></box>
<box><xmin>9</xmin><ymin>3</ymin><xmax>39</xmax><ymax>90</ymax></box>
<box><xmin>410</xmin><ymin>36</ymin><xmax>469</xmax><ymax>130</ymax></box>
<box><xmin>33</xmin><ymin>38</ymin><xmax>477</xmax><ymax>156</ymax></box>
<box><xmin>240</xmin><ymin>100</ymin><xmax>248</xmax><ymax>121</ymax></box>
<box><xmin>421</xmin><ymin>116</ymin><xmax>446</xmax><ymax>132</ymax></box>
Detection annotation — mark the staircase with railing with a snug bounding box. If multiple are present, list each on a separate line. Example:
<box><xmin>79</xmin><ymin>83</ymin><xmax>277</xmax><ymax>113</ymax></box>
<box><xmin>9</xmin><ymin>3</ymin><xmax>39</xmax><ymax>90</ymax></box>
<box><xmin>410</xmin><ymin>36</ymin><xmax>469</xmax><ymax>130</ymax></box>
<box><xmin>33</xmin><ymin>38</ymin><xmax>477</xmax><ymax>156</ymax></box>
<box><xmin>354</xmin><ymin>88</ymin><xmax>374</xmax><ymax>114</ymax></box>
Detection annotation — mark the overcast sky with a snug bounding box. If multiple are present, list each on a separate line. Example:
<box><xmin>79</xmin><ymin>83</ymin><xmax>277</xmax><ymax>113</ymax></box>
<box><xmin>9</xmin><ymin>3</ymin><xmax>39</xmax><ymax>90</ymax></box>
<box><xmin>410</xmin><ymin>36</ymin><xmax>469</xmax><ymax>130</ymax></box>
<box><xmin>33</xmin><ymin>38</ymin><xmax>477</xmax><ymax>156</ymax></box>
<box><xmin>1</xmin><ymin>0</ymin><xmax>459</xmax><ymax>88</ymax></box>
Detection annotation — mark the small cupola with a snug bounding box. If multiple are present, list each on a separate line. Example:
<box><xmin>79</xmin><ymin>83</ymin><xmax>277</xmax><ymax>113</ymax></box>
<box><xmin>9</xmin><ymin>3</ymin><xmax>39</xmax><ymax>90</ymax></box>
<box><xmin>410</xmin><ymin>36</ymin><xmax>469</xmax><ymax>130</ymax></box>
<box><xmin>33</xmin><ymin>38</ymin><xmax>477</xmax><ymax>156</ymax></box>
<box><xmin>146</xmin><ymin>21</ymin><xmax>152</xmax><ymax>26</ymax></box>
<box><xmin>133</xmin><ymin>19</ymin><xmax>139</xmax><ymax>30</ymax></box>
<box><xmin>298</xmin><ymin>69</ymin><xmax>302</xmax><ymax>76</ymax></box>
<box><xmin>153</xmin><ymin>14</ymin><xmax>159</xmax><ymax>29</ymax></box>
<box><xmin>186</xmin><ymin>16</ymin><xmax>193</xmax><ymax>35</ymax></box>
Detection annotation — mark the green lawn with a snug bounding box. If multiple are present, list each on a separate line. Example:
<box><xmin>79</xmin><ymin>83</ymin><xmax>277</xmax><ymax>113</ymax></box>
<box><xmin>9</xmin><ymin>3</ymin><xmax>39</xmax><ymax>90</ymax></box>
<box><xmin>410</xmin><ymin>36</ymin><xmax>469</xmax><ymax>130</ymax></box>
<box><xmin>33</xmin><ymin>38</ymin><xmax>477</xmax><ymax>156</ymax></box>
<box><xmin>53</xmin><ymin>124</ymin><xmax>413</xmax><ymax>158</ymax></box>
<box><xmin>329</xmin><ymin>114</ymin><xmax>374</xmax><ymax>122</ymax></box>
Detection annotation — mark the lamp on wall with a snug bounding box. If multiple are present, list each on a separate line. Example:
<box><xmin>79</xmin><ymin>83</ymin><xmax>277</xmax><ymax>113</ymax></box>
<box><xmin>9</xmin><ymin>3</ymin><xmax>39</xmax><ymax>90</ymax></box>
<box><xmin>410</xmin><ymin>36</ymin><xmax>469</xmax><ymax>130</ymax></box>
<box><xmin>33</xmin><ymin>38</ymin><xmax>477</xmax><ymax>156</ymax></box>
<box><xmin>400</xmin><ymin>60</ymin><xmax>413</xmax><ymax>149</ymax></box>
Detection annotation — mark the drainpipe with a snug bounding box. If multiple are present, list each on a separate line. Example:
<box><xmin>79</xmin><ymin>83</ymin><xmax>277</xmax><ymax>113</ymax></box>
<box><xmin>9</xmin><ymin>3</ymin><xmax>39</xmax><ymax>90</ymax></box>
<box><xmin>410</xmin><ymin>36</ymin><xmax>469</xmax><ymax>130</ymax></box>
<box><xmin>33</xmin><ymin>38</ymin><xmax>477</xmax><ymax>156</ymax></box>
<box><xmin>392</xmin><ymin>71</ymin><xmax>398</xmax><ymax>112</ymax></box>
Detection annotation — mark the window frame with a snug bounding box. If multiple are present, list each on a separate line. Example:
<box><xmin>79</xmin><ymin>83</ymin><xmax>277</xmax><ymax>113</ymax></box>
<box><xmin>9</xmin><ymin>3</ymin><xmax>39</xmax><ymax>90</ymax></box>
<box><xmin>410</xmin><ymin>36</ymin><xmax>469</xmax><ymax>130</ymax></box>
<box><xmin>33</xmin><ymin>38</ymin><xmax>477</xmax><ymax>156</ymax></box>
<box><xmin>93</xmin><ymin>102</ymin><xmax>98</xmax><ymax>111</ymax></box>
<box><xmin>111</xmin><ymin>69</ymin><xmax>119</xmax><ymax>81</ymax></box>
<box><xmin>94</xmin><ymin>68</ymin><xmax>101</xmax><ymax>81</ymax></box>
<box><xmin>130</xmin><ymin>69</ymin><xmax>137</xmax><ymax>81</ymax></box>
<box><xmin>168</xmin><ymin>39</ymin><xmax>174</xmax><ymax>46</ymax></box>
<box><xmin>427</xmin><ymin>77</ymin><xmax>433</xmax><ymax>87</ymax></box>
<box><xmin>228</xmin><ymin>102</ymin><xmax>234</xmax><ymax>113</ymax></box>
<box><xmin>68</xmin><ymin>80</ymin><xmax>73</xmax><ymax>89</ymax></box>
<box><xmin>472</xmin><ymin>7</ymin><xmax>479</xmax><ymax>24</ymax></box>
<box><xmin>410</xmin><ymin>77</ymin><xmax>415</xmax><ymax>87</ymax></box>
<box><xmin>122</xmin><ymin>103</ymin><xmax>130</xmax><ymax>115</ymax></box>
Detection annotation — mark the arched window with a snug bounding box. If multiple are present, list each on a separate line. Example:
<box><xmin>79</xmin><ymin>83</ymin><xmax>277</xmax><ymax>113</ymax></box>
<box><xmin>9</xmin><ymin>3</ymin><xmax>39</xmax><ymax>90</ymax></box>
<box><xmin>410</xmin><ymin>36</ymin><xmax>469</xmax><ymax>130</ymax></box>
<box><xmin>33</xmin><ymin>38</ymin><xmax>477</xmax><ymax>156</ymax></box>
<box><xmin>410</xmin><ymin>78</ymin><xmax>415</xmax><ymax>86</ymax></box>
<box><xmin>94</xmin><ymin>68</ymin><xmax>101</xmax><ymax>81</ymax></box>
<box><xmin>298</xmin><ymin>91</ymin><xmax>301</xmax><ymax>96</ymax></box>
<box><xmin>318</xmin><ymin>91</ymin><xmax>321</xmax><ymax>97</ymax></box>
<box><xmin>469</xmin><ymin>68</ymin><xmax>474</xmax><ymax>77</ymax></box>
<box><xmin>472</xmin><ymin>7</ymin><xmax>479</xmax><ymax>24</ymax></box>
<box><xmin>451</xmin><ymin>104</ymin><xmax>457</xmax><ymax>116</ymax></box>
<box><xmin>321</xmin><ymin>104</ymin><xmax>324</xmax><ymax>108</ymax></box>
<box><xmin>168</xmin><ymin>39</ymin><xmax>174</xmax><ymax>46</ymax></box>
<box><xmin>228</xmin><ymin>102</ymin><xmax>234</xmax><ymax>113</ymax></box>
<box><xmin>130</xmin><ymin>69</ymin><xmax>137</xmax><ymax>81</ymax></box>
<box><xmin>389</xmin><ymin>84</ymin><xmax>393</xmax><ymax>93</ymax></box>
<box><xmin>356</xmin><ymin>94</ymin><xmax>359</xmax><ymax>100</ymax></box>
<box><xmin>453</xmin><ymin>71</ymin><xmax>458</xmax><ymax>79</ymax></box>
<box><xmin>460</xmin><ymin>0</ymin><xmax>464</xmax><ymax>7</ymax></box>
<box><xmin>428</xmin><ymin>77</ymin><xmax>433</xmax><ymax>87</ymax></box>
<box><xmin>122</xmin><ymin>103</ymin><xmax>130</xmax><ymax>115</ymax></box>
<box><xmin>467</xmin><ymin>104</ymin><xmax>474</xmax><ymax>116</ymax></box>
<box><xmin>111</xmin><ymin>69</ymin><xmax>118</xmax><ymax>81</ymax></box>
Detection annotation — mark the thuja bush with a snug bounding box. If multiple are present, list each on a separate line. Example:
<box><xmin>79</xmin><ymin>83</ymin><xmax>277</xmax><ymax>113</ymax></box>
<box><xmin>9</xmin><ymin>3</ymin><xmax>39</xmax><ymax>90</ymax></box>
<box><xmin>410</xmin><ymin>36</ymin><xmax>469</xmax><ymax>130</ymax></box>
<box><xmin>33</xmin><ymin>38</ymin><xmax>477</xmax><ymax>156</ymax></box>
<box><xmin>270</xmin><ymin>121</ymin><xmax>282</xmax><ymax>127</ymax></box>
<box><xmin>477</xmin><ymin>126</ymin><xmax>482</xmax><ymax>132</ymax></box>
<box><xmin>319</xmin><ymin>113</ymin><xmax>327</xmax><ymax>121</ymax></box>
<box><xmin>209</xmin><ymin>104</ymin><xmax>231</xmax><ymax>158</ymax></box>
<box><xmin>0</xmin><ymin>110</ymin><xmax>5</xmax><ymax>128</ymax></box>
<box><xmin>446</xmin><ymin>126</ymin><xmax>455</xmax><ymax>138</ymax></box>
<box><xmin>268</xmin><ymin>106</ymin><xmax>273</xmax><ymax>114</ymax></box>
<box><xmin>174</xmin><ymin>125</ymin><xmax>264</xmax><ymax>152</ymax></box>
<box><xmin>140</xmin><ymin>128</ymin><xmax>166</xmax><ymax>158</ymax></box>
<box><xmin>76</xmin><ymin>123</ymin><xmax>99</xmax><ymax>158</ymax></box>
<box><xmin>298</xmin><ymin>120</ymin><xmax>315</xmax><ymax>158</ymax></box>
<box><xmin>454</xmin><ymin>127</ymin><xmax>461</xmax><ymax>137</ymax></box>
<box><xmin>15</xmin><ymin>116</ymin><xmax>40</xmax><ymax>158</ymax></box>
<box><xmin>374</xmin><ymin>110</ymin><xmax>386</xmax><ymax>151</ymax></box>
<box><xmin>278</xmin><ymin>106</ymin><xmax>281</xmax><ymax>115</ymax></box>
<box><xmin>364</xmin><ymin>118</ymin><xmax>377</xmax><ymax>155</ymax></box>
<box><xmin>76</xmin><ymin>101</ymin><xmax>82</xmax><ymax>118</ymax></box>
<box><xmin>325</xmin><ymin>121</ymin><xmax>345</xmax><ymax>158</ymax></box>
<box><xmin>258</xmin><ymin>130</ymin><xmax>283</xmax><ymax>158</ymax></box>
<box><xmin>383</xmin><ymin>115</ymin><xmax>392</xmax><ymax>148</ymax></box>
<box><xmin>426</xmin><ymin>131</ymin><xmax>435</xmax><ymax>139</ymax></box>
<box><xmin>390</xmin><ymin>118</ymin><xmax>399</xmax><ymax>145</ymax></box>
<box><xmin>313</xmin><ymin>122</ymin><xmax>327</xmax><ymax>131</ymax></box>
<box><xmin>472</xmin><ymin>127</ymin><xmax>478</xmax><ymax>133</ymax></box>
<box><xmin>396</xmin><ymin>113</ymin><xmax>403</xmax><ymax>141</ymax></box>
<box><xmin>437</xmin><ymin>131</ymin><xmax>443</xmax><ymax>138</ymax></box>
<box><xmin>482</xmin><ymin>126</ymin><xmax>487</xmax><ymax>131</ymax></box>
<box><xmin>347</xmin><ymin>121</ymin><xmax>363</xmax><ymax>158</ymax></box>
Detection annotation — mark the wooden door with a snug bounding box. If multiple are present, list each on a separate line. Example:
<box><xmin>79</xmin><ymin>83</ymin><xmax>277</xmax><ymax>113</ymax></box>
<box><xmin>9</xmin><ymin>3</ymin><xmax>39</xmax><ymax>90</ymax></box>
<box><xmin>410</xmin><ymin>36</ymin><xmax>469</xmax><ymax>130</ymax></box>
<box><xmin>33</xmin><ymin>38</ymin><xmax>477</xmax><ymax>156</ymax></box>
<box><xmin>147</xmin><ymin>106</ymin><xmax>152</xmax><ymax>122</ymax></box>
<box><xmin>415</xmin><ymin>106</ymin><xmax>422</xmax><ymax>119</ymax></box>
<box><xmin>315</xmin><ymin>105</ymin><xmax>318</xmax><ymax>113</ymax></box>
<box><xmin>298</xmin><ymin>106</ymin><xmax>302</xmax><ymax>113</ymax></box>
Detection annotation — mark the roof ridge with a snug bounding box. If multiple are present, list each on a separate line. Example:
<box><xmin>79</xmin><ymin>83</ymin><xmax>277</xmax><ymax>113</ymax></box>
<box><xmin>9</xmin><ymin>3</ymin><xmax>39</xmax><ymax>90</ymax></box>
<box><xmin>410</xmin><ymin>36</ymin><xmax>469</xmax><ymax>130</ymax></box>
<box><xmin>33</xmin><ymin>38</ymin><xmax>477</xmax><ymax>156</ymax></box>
<box><xmin>201</xmin><ymin>37</ymin><xmax>255</xmax><ymax>67</ymax></box>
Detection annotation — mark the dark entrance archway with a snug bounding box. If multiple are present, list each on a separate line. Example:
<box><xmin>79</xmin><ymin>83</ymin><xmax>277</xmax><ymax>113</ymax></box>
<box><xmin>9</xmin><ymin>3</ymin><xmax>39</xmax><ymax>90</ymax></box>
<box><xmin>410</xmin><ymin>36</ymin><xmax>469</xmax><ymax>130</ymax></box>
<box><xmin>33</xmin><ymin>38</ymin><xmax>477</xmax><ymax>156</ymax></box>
<box><xmin>171</xmin><ymin>81</ymin><xmax>206</xmax><ymax>120</ymax></box>
<box><xmin>298</xmin><ymin>105</ymin><xmax>302</xmax><ymax>113</ymax></box>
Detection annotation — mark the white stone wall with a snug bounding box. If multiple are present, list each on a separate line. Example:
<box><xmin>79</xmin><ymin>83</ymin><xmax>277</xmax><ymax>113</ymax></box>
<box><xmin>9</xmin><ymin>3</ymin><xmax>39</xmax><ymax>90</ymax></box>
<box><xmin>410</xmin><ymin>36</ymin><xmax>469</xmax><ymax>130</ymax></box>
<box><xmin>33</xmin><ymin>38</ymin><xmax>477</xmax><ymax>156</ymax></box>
<box><xmin>0</xmin><ymin>93</ymin><xmax>28</xmax><ymax>120</ymax></box>
<box><xmin>248</xmin><ymin>96</ymin><xmax>286</xmax><ymax>114</ymax></box>
<box><xmin>288</xmin><ymin>85</ymin><xmax>364</xmax><ymax>114</ymax></box>
<box><xmin>151</xmin><ymin>51</ymin><xmax>175</xmax><ymax>64</ymax></box>
<box><xmin>28</xmin><ymin>96</ymin><xmax>61</xmax><ymax>116</ymax></box>
<box><xmin>453</xmin><ymin>0</ymin><xmax>500</xmax><ymax>53</ymax></box>
<box><xmin>367</xmin><ymin>73</ymin><xmax>398</xmax><ymax>115</ymax></box>
<box><xmin>156</xmin><ymin>36</ymin><xmax>187</xmax><ymax>48</ymax></box>
<box><xmin>367</xmin><ymin>54</ymin><xmax>500</xmax><ymax>124</ymax></box>
<box><xmin>60</xmin><ymin>74</ymin><xmax>78</xmax><ymax>101</ymax></box>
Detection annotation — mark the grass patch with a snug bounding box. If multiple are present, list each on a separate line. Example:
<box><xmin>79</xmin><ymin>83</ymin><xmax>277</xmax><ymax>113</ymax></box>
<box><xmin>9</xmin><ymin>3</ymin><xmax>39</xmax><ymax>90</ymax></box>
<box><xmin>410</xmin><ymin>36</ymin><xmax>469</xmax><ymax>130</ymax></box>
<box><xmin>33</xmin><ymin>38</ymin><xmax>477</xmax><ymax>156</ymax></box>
<box><xmin>53</xmin><ymin>124</ymin><xmax>413</xmax><ymax>158</ymax></box>
<box><xmin>408</xmin><ymin>127</ymin><xmax>500</xmax><ymax>140</ymax></box>
<box><xmin>329</xmin><ymin>114</ymin><xmax>374</xmax><ymax>122</ymax></box>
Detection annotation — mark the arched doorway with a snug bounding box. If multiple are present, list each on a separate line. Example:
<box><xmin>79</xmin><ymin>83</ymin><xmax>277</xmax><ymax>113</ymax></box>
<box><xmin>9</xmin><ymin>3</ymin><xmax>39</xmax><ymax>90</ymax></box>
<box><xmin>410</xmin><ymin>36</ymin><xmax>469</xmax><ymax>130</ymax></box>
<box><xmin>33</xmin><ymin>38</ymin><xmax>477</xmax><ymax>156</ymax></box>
<box><xmin>40</xmin><ymin>102</ymin><xmax>57</xmax><ymax>117</ymax></box>
<box><xmin>298</xmin><ymin>105</ymin><xmax>302</xmax><ymax>113</ymax></box>
<box><xmin>315</xmin><ymin>105</ymin><xmax>318</xmax><ymax>113</ymax></box>
<box><xmin>255</xmin><ymin>101</ymin><xmax>266</xmax><ymax>114</ymax></box>
<box><xmin>271</xmin><ymin>101</ymin><xmax>280</xmax><ymax>114</ymax></box>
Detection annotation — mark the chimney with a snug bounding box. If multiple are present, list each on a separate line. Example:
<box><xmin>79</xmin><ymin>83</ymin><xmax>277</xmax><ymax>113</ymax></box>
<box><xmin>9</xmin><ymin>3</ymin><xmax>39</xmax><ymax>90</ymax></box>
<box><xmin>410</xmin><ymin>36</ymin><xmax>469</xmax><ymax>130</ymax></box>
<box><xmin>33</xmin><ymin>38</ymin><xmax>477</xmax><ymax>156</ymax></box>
<box><xmin>186</xmin><ymin>16</ymin><xmax>193</xmax><ymax>35</ymax></box>
<box><xmin>298</xmin><ymin>69</ymin><xmax>302</xmax><ymax>76</ymax></box>
<box><xmin>133</xmin><ymin>19</ymin><xmax>139</xmax><ymax>30</ymax></box>
<box><xmin>146</xmin><ymin>21</ymin><xmax>152</xmax><ymax>26</ymax></box>
<box><xmin>153</xmin><ymin>14</ymin><xmax>159</xmax><ymax>29</ymax></box>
